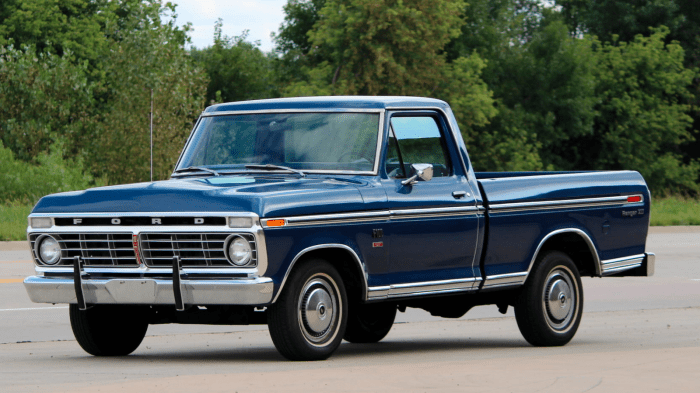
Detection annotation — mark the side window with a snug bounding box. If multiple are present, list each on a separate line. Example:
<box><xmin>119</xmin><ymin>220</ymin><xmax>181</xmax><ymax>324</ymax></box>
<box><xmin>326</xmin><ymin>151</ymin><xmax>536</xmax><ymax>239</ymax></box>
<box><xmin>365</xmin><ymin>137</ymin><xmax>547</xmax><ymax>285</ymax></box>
<box><xmin>387</xmin><ymin>116</ymin><xmax>451</xmax><ymax>178</ymax></box>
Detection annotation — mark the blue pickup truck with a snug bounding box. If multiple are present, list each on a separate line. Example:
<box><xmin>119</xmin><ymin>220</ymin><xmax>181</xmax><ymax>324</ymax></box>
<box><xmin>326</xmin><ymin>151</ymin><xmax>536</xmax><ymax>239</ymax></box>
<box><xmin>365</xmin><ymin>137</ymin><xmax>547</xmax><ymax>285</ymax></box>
<box><xmin>24</xmin><ymin>96</ymin><xmax>654</xmax><ymax>360</ymax></box>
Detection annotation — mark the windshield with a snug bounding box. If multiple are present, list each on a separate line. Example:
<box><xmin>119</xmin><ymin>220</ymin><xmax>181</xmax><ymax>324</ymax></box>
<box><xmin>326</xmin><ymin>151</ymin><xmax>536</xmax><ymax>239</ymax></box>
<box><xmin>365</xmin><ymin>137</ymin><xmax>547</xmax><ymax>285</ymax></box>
<box><xmin>177</xmin><ymin>112</ymin><xmax>381</xmax><ymax>174</ymax></box>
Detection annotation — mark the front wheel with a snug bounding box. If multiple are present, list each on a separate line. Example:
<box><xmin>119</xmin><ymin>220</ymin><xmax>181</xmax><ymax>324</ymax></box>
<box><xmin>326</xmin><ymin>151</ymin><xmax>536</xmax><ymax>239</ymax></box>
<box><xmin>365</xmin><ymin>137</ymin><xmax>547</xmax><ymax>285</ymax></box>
<box><xmin>514</xmin><ymin>251</ymin><xmax>583</xmax><ymax>346</ymax></box>
<box><xmin>267</xmin><ymin>260</ymin><xmax>348</xmax><ymax>361</ymax></box>
<box><xmin>69</xmin><ymin>304</ymin><xmax>148</xmax><ymax>356</ymax></box>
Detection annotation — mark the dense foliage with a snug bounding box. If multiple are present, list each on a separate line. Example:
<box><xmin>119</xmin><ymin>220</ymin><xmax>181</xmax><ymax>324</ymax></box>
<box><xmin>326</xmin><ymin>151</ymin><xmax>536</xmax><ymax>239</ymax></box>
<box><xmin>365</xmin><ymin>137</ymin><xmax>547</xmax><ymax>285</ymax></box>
<box><xmin>0</xmin><ymin>0</ymin><xmax>698</xmax><ymax>202</ymax></box>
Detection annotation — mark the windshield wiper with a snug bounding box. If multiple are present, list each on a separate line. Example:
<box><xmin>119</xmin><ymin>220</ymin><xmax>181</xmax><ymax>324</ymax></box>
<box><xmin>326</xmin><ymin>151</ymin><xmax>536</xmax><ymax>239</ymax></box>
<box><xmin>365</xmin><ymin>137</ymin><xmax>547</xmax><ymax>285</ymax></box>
<box><xmin>245</xmin><ymin>164</ymin><xmax>306</xmax><ymax>177</ymax></box>
<box><xmin>173</xmin><ymin>166</ymin><xmax>221</xmax><ymax>176</ymax></box>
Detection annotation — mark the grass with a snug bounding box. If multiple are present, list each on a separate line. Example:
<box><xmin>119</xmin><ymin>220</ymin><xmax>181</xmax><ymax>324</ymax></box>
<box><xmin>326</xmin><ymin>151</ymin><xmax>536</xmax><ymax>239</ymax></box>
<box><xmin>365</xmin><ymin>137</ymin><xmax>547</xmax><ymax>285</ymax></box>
<box><xmin>0</xmin><ymin>203</ymin><xmax>32</xmax><ymax>241</ymax></box>
<box><xmin>650</xmin><ymin>195</ymin><xmax>700</xmax><ymax>226</ymax></box>
<box><xmin>0</xmin><ymin>196</ymin><xmax>697</xmax><ymax>241</ymax></box>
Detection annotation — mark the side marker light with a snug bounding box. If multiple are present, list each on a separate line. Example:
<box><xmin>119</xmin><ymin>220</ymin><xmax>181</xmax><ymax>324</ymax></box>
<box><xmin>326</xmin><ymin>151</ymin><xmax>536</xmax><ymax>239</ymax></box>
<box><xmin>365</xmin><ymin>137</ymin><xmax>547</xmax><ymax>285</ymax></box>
<box><xmin>266</xmin><ymin>219</ymin><xmax>286</xmax><ymax>227</ymax></box>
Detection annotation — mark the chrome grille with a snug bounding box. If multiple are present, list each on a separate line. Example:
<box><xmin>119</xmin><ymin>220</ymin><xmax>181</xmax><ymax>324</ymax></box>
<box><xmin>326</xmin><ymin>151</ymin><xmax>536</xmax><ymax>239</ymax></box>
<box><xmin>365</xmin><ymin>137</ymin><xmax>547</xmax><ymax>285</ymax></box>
<box><xmin>139</xmin><ymin>233</ymin><xmax>257</xmax><ymax>267</ymax></box>
<box><xmin>29</xmin><ymin>233</ymin><xmax>137</xmax><ymax>267</ymax></box>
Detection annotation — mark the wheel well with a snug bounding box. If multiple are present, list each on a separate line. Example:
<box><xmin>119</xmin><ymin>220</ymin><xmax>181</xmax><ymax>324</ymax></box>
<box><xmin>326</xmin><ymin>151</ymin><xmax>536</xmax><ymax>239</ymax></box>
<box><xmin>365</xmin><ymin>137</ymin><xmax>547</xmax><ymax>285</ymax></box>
<box><xmin>292</xmin><ymin>247</ymin><xmax>367</xmax><ymax>302</ymax></box>
<box><xmin>537</xmin><ymin>232</ymin><xmax>598</xmax><ymax>277</ymax></box>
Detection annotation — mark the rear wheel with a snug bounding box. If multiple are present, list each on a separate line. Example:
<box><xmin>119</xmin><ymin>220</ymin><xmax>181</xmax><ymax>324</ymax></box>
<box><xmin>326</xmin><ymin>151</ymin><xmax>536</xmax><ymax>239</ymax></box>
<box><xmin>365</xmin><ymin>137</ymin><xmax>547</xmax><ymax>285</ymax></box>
<box><xmin>514</xmin><ymin>251</ymin><xmax>583</xmax><ymax>346</ymax></box>
<box><xmin>344</xmin><ymin>302</ymin><xmax>396</xmax><ymax>343</ymax></box>
<box><xmin>69</xmin><ymin>304</ymin><xmax>148</xmax><ymax>356</ymax></box>
<box><xmin>267</xmin><ymin>260</ymin><xmax>348</xmax><ymax>361</ymax></box>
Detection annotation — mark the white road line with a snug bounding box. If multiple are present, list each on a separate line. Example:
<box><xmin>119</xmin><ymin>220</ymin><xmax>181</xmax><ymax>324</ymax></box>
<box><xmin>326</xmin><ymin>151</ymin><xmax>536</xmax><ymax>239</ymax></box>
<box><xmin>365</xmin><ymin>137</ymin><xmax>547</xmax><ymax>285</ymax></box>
<box><xmin>0</xmin><ymin>306</ymin><xmax>68</xmax><ymax>312</ymax></box>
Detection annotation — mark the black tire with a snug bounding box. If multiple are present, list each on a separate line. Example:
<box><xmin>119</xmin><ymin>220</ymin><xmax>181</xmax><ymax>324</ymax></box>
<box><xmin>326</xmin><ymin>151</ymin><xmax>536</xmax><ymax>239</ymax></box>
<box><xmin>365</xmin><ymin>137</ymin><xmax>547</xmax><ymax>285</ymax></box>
<box><xmin>267</xmin><ymin>259</ymin><xmax>348</xmax><ymax>361</ymax></box>
<box><xmin>343</xmin><ymin>302</ymin><xmax>396</xmax><ymax>343</ymax></box>
<box><xmin>69</xmin><ymin>304</ymin><xmax>148</xmax><ymax>356</ymax></box>
<box><xmin>514</xmin><ymin>251</ymin><xmax>583</xmax><ymax>346</ymax></box>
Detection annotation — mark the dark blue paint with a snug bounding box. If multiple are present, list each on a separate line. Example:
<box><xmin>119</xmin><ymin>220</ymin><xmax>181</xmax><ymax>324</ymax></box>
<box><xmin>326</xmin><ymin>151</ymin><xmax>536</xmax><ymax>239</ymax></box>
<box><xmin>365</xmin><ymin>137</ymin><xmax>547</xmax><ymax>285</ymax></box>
<box><xmin>31</xmin><ymin>97</ymin><xmax>652</xmax><ymax>302</ymax></box>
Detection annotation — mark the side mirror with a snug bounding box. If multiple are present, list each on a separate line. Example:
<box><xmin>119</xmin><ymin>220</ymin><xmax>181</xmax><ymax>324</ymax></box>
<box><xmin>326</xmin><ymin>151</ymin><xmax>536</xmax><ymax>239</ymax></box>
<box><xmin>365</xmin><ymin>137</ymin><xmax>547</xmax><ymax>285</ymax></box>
<box><xmin>401</xmin><ymin>163</ymin><xmax>434</xmax><ymax>186</ymax></box>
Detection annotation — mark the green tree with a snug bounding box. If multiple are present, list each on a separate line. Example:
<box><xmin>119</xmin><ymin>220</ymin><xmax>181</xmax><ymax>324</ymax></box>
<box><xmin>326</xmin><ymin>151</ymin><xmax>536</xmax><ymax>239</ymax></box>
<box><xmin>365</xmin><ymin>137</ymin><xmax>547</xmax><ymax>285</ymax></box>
<box><xmin>277</xmin><ymin>0</ymin><xmax>498</xmax><ymax>166</ymax></box>
<box><xmin>587</xmin><ymin>27</ymin><xmax>698</xmax><ymax>193</ymax></box>
<box><xmin>290</xmin><ymin>0</ymin><xmax>467</xmax><ymax>96</ymax></box>
<box><xmin>86</xmin><ymin>11</ymin><xmax>208</xmax><ymax>184</ymax></box>
<box><xmin>556</xmin><ymin>0</ymin><xmax>700</xmax><ymax>171</ymax></box>
<box><xmin>0</xmin><ymin>0</ymin><xmax>108</xmax><ymax>63</ymax></box>
<box><xmin>445</xmin><ymin>3</ymin><xmax>596</xmax><ymax>171</ymax></box>
<box><xmin>0</xmin><ymin>46</ymin><xmax>95</xmax><ymax>161</ymax></box>
<box><xmin>491</xmin><ymin>21</ymin><xmax>598</xmax><ymax>170</ymax></box>
<box><xmin>191</xmin><ymin>20</ymin><xmax>278</xmax><ymax>104</ymax></box>
<box><xmin>556</xmin><ymin>0</ymin><xmax>683</xmax><ymax>44</ymax></box>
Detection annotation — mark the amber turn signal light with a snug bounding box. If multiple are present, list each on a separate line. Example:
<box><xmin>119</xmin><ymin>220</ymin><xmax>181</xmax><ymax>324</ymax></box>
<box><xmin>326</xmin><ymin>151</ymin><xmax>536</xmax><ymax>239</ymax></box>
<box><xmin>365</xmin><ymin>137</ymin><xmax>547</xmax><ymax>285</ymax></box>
<box><xmin>266</xmin><ymin>219</ymin><xmax>286</xmax><ymax>227</ymax></box>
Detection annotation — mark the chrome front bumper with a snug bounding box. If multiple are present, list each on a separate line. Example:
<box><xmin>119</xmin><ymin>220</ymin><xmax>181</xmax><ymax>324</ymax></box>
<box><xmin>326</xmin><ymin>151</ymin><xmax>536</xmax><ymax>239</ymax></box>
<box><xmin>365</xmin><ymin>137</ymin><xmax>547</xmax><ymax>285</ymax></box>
<box><xmin>24</xmin><ymin>276</ymin><xmax>274</xmax><ymax>306</ymax></box>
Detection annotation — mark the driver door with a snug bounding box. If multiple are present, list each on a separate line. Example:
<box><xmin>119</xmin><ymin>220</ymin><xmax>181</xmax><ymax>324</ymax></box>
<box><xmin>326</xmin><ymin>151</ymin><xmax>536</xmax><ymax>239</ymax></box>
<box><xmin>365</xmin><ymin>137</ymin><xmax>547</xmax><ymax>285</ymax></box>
<box><xmin>376</xmin><ymin>112</ymin><xmax>480</xmax><ymax>289</ymax></box>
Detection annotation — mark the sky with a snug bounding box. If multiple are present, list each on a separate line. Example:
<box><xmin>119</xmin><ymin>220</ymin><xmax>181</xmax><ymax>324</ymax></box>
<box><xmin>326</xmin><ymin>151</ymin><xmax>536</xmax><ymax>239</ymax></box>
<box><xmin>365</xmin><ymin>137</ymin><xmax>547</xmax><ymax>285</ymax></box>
<box><xmin>169</xmin><ymin>0</ymin><xmax>289</xmax><ymax>53</ymax></box>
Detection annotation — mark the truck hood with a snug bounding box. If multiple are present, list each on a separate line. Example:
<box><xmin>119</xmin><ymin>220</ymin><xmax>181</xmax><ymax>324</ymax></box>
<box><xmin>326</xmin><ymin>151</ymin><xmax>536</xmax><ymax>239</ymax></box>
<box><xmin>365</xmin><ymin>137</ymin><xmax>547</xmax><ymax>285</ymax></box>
<box><xmin>31</xmin><ymin>175</ymin><xmax>368</xmax><ymax>218</ymax></box>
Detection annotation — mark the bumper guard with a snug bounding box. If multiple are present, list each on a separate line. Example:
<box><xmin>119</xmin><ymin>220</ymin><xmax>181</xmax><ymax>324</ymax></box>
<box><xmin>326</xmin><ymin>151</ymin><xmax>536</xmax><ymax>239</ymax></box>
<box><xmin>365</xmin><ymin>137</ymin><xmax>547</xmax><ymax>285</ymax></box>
<box><xmin>25</xmin><ymin>257</ymin><xmax>274</xmax><ymax>307</ymax></box>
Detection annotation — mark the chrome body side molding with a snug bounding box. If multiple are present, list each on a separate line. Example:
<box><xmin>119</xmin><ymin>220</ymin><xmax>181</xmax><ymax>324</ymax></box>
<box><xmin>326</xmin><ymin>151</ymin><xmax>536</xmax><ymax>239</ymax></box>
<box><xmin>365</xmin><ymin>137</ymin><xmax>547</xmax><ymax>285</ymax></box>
<box><xmin>489</xmin><ymin>195</ymin><xmax>643</xmax><ymax>214</ymax></box>
<box><xmin>272</xmin><ymin>244</ymin><xmax>369</xmax><ymax>303</ymax></box>
<box><xmin>262</xmin><ymin>206</ymin><xmax>479</xmax><ymax>228</ymax></box>
<box><xmin>367</xmin><ymin>277</ymin><xmax>481</xmax><ymax>300</ymax></box>
<box><xmin>482</xmin><ymin>272</ymin><xmax>528</xmax><ymax>289</ymax></box>
<box><xmin>600</xmin><ymin>254</ymin><xmax>646</xmax><ymax>275</ymax></box>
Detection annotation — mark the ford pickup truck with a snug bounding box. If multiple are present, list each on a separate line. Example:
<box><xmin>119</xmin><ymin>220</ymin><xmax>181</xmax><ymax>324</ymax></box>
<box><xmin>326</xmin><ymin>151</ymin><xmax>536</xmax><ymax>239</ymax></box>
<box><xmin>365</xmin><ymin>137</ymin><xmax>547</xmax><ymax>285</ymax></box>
<box><xmin>24</xmin><ymin>96</ymin><xmax>654</xmax><ymax>361</ymax></box>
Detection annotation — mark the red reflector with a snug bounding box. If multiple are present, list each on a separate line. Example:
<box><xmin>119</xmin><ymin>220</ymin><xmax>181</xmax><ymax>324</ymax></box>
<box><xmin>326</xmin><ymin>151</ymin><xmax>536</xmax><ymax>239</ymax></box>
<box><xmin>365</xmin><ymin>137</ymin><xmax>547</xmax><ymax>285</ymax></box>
<box><xmin>627</xmin><ymin>196</ymin><xmax>642</xmax><ymax>203</ymax></box>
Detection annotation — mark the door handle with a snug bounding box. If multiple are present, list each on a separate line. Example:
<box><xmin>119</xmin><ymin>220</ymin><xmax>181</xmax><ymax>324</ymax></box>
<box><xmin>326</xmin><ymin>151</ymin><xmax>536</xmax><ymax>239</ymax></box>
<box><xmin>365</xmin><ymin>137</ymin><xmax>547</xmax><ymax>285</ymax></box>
<box><xmin>452</xmin><ymin>191</ymin><xmax>470</xmax><ymax>199</ymax></box>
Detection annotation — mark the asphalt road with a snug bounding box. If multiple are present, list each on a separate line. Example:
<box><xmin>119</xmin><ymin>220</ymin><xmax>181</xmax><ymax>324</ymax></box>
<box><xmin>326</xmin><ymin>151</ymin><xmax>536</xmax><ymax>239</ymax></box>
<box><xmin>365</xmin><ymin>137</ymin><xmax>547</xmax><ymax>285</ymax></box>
<box><xmin>1</xmin><ymin>227</ymin><xmax>698</xmax><ymax>392</ymax></box>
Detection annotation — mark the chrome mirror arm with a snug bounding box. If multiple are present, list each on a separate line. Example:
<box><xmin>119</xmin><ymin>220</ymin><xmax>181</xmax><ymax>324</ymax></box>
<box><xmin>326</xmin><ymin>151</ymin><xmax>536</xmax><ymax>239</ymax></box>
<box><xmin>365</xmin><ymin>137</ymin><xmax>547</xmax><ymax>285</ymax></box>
<box><xmin>401</xmin><ymin>163</ymin><xmax>434</xmax><ymax>186</ymax></box>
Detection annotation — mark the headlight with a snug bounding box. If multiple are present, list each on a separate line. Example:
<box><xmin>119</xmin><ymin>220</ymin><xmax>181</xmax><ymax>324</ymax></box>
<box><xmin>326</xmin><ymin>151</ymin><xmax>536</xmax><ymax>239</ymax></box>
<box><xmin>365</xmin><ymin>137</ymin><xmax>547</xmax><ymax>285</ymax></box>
<box><xmin>226</xmin><ymin>235</ymin><xmax>252</xmax><ymax>266</ymax></box>
<box><xmin>37</xmin><ymin>235</ymin><xmax>61</xmax><ymax>265</ymax></box>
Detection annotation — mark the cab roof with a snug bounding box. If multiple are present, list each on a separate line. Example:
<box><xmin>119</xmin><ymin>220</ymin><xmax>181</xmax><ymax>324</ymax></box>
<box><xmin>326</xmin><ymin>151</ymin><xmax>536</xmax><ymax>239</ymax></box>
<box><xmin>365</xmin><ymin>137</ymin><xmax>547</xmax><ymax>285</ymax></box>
<box><xmin>203</xmin><ymin>96</ymin><xmax>449</xmax><ymax>113</ymax></box>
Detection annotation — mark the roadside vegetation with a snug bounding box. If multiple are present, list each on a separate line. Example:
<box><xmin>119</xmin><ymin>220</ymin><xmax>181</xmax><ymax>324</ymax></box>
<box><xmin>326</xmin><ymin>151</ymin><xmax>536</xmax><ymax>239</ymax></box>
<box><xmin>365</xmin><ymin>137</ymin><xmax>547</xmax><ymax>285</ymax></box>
<box><xmin>1</xmin><ymin>0</ymin><xmax>699</xmax><ymax>239</ymax></box>
<box><xmin>650</xmin><ymin>196</ymin><xmax>700</xmax><ymax>226</ymax></box>
<box><xmin>0</xmin><ymin>203</ymin><xmax>32</xmax><ymax>241</ymax></box>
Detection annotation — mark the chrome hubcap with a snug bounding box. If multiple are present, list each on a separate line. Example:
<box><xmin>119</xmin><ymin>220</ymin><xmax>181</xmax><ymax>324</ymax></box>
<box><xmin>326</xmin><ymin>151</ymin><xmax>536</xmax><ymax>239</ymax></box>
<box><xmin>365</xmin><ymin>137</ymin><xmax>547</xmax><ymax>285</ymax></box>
<box><xmin>298</xmin><ymin>274</ymin><xmax>340</xmax><ymax>345</ymax></box>
<box><xmin>547</xmin><ymin>279</ymin><xmax>572</xmax><ymax>320</ymax></box>
<box><xmin>303</xmin><ymin>287</ymin><xmax>334</xmax><ymax>333</ymax></box>
<box><xmin>542</xmin><ymin>268</ymin><xmax>577</xmax><ymax>331</ymax></box>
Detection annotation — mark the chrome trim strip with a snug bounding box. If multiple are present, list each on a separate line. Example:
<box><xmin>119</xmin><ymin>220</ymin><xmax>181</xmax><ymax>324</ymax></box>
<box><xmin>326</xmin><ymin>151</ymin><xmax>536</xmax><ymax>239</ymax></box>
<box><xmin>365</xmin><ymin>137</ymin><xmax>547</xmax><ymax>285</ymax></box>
<box><xmin>367</xmin><ymin>277</ymin><xmax>479</xmax><ymax>300</ymax></box>
<box><xmin>34</xmin><ymin>267</ymin><xmax>261</xmax><ymax>275</ymax></box>
<box><xmin>262</xmin><ymin>206</ymin><xmax>479</xmax><ymax>228</ymax></box>
<box><xmin>28</xmin><ymin>211</ymin><xmax>259</xmax><ymax>218</ymax></box>
<box><xmin>600</xmin><ymin>254</ymin><xmax>645</xmax><ymax>275</ymax></box>
<box><xmin>525</xmin><ymin>228</ymin><xmax>601</xmax><ymax>279</ymax></box>
<box><xmin>272</xmin><ymin>244</ymin><xmax>369</xmax><ymax>303</ymax></box>
<box><xmin>602</xmin><ymin>262</ymin><xmax>644</xmax><ymax>275</ymax></box>
<box><xmin>24</xmin><ymin>276</ymin><xmax>274</xmax><ymax>305</ymax></box>
<box><xmin>482</xmin><ymin>272</ymin><xmax>528</xmax><ymax>289</ymax></box>
<box><xmin>280</xmin><ymin>211</ymin><xmax>391</xmax><ymax>227</ymax></box>
<box><xmin>490</xmin><ymin>195</ymin><xmax>643</xmax><ymax>214</ymax></box>
<box><xmin>200</xmin><ymin>108</ymin><xmax>386</xmax><ymax>117</ymax></box>
<box><xmin>390</xmin><ymin>206</ymin><xmax>479</xmax><ymax>219</ymax></box>
<box><xmin>601</xmin><ymin>253</ymin><xmax>646</xmax><ymax>265</ymax></box>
